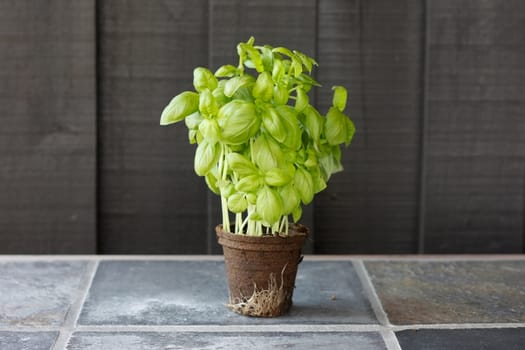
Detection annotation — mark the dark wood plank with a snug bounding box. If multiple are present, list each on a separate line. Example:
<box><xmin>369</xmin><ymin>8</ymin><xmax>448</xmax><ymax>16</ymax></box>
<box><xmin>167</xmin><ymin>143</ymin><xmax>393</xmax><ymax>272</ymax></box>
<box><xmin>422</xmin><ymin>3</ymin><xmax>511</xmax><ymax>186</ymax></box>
<box><xmin>209</xmin><ymin>0</ymin><xmax>317</xmax><ymax>253</ymax></box>
<box><xmin>0</xmin><ymin>0</ymin><xmax>96</xmax><ymax>253</ymax></box>
<box><xmin>98</xmin><ymin>0</ymin><xmax>209</xmax><ymax>253</ymax></box>
<box><xmin>315</xmin><ymin>0</ymin><xmax>424</xmax><ymax>253</ymax></box>
<box><xmin>424</xmin><ymin>0</ymin><xmax>525</xmax><ymax>253</ymax></box>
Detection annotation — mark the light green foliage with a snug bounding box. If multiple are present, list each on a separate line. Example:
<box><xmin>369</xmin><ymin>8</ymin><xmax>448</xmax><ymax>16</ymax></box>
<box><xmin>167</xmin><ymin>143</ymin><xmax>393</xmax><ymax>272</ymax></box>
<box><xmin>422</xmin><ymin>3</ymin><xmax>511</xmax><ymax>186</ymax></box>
<box><xmin>160</xmin><ymin>37</ymin><xmax>355</xmax><ymax>236</ymax></box>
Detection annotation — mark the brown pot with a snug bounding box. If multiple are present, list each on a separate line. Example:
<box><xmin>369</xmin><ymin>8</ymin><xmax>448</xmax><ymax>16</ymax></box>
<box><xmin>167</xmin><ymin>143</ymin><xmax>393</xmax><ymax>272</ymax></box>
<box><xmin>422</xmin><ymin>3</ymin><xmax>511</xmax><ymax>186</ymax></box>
<box><xmin>216</xmin><ymin>224</ymin><xmax>308</xmax><ymax>317</ymax></box>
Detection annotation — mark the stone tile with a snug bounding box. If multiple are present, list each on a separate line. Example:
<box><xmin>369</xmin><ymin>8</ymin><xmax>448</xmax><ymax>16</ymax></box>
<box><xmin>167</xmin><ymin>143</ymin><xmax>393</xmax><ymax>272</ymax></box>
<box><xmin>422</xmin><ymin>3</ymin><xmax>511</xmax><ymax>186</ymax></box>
<box><xmin>67</xmin><ymin>331</ymin><xmax>386</xmax><ymax>350</ymax></box>
<box><xmin>0</xmin><ymin>261</ymin><xmax>89</xmax><ymax>326</ymax></box>
<box><xmin>396</xmin><ymin>328</ymin><xmax>525</xmax><ymax>350</ymax></box>
<box><xmin>0</xmin><ymin>331</ymin><xmax>58</xmax><ymax>350</ymax></box>
<box><xmin>78</xmin><ymin>261</ymin><xmax>377</xmax><ymax>325</ymax></box>
<box><xmin>365</xmin><ymin>261</ymin><xmax>525</xmax><ymax>324</ymax></box>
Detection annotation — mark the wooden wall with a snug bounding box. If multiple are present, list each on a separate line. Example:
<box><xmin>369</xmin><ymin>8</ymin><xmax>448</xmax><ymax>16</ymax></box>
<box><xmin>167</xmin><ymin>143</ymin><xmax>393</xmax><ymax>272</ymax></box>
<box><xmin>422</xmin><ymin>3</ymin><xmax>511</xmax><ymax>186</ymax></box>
<box><xmin>1</xmin><ymin>0</ymin><xmax>524</xmax><ymax>254</ymax></box>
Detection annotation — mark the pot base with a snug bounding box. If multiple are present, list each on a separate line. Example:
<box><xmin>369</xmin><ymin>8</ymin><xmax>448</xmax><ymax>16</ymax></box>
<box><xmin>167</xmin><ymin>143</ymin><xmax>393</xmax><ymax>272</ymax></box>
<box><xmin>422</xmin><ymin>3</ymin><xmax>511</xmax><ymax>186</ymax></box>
<box><xmin>216</xmin><ymin>224</ymin><xmax>308</xmax><ymax>317</ymax></box>
<box><xmin>227</xmin><ymin>264</ymin><xmax>290</xmax><ymax>317</ymax></box>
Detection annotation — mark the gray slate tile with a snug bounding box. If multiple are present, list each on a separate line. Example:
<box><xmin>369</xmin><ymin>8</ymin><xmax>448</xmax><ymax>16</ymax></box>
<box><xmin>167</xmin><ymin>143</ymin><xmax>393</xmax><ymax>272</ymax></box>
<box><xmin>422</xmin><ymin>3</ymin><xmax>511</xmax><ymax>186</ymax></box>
<box><xmin>396</xmin><ymin>328</ymin><xmax>525</xmax><ymax>350</ymax></box>
<box><xmin>78</xmin><ymin>261</ymin><xmax>377</xmax><ymax>325</ymax></box>
<box><xmin>0</xmin><ymin>261</ymin><xmax>89</xmax><ymax>326</ymax></box>
<box><xmin>365</xmin><ymin>260</ymin><xmax>525</xmax><ymax>324</ymax></box>
<box><xmin>0</xmin><ymin>331</ymin><xmax>58</xmax><ymax>350</ymax></box>
<box><xmin>67</xmin><ymin>331</ymin><xmax>386</xmax><ymax>350</ymax></box>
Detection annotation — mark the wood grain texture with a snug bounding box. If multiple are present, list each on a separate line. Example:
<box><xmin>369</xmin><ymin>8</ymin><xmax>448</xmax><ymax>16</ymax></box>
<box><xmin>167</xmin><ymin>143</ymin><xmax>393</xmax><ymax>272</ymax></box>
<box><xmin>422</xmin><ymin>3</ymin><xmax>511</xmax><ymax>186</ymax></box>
<box><xmin>0</xmin><ymin>1</ymin><xmax>96</xmax><ymax>253</ymax></box>
<box><xmin>314</xmin><ymin>0</ymin><xmax>424</xmax><ymax>253</ymax></box>
<box><xmin>98</xmin><ymin>0</ymin><xmax>209</xmax><ymax>253</ymax></box>
<box><xmin>424</xmin><ymin>0</ymin><xmax>525</xmax><ymax>253</ymax></box>
<box><xmin>209</xmin><ymin>0</ymin><xmax>317</xmax><ymax>253</ymax></box>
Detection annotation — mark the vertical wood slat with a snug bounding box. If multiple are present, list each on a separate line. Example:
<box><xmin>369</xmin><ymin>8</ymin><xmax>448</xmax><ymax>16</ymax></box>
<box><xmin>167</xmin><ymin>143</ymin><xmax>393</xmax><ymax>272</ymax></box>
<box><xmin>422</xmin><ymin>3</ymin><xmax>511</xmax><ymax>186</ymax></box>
<box><xmin>315</xmin><ymin>0</ymin><xmax>424</xmax><ymax>253</ymax></box>
<box><xmin>98</xmin><ymin>0</ymin><xmax>209</xmax><ymax>253</ymax></box>
<box><xmin>0</xmin><ymin>0</ymin><xmax>96</xmax><ymax>253</ymax></box>
<box><xmin>208</xmin><ymin>0</ymin><xmax>317</xmax><ymax>253</ymax></box>
<box><xmin>424</xmin><ymin>0</ymin><xmax>525</xmax><ymax>252</ymax></box>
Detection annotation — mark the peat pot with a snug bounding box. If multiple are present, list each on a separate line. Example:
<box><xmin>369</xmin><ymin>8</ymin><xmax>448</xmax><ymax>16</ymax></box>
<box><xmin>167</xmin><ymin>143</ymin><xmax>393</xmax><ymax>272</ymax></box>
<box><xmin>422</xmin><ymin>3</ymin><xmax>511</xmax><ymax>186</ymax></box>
<box><xmin>216</xmin><ymin>224</ymin><xmax>308</xmax><ymax>317</ymax></box>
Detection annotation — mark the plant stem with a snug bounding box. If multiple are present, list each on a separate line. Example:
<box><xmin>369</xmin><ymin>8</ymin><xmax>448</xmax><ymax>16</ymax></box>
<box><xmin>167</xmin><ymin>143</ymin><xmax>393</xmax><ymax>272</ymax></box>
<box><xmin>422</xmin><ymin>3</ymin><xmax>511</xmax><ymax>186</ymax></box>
<box><xmin>219</xmin><ymin>144</ymin><xmax>230</xmax><ymax>232</ymax></box>
<box><xmin>221</xmin><ymin>195</ymin><xmax>230</xmax><ymax>232</ymax></box>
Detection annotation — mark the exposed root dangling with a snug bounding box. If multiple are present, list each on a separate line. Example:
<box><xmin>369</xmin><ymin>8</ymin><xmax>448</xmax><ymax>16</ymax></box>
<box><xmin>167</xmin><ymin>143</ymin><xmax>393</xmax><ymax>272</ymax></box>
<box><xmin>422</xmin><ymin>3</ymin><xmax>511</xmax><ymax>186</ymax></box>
<box><xmin>227</xmin><ymin>264</ymin><xmax>291</xmax><ymax>317</ymax></box>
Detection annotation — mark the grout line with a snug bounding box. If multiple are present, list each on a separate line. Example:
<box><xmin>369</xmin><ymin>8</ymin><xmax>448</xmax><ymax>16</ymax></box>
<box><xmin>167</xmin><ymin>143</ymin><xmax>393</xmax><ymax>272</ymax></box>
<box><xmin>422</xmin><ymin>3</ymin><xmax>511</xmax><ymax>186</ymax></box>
<box><xmin>353</xmin><ymin>260</ymin><xmax>391</xmax><ymax>326</ymax></box>
<box><xmin>73</xmin><ymin>324</ymin><xmax>385</xmax><ymax>333</ymax></box>
<box><xmin>391</xmin><ymin>323</ymin><xmax>525</xmax><ymax>331</ymax></box>
<box><xmin>2</xmin><ymin>322</ymin><xmax>524</xmax><ymax>334</ymax></box>
<box><xmin>381</xmin><ymin>329</ymin><xmax>402</xmax><ymax>350</ymax></box>
<box><xmin>52</xmin><ymin>261</ymin><xmax>99</xmax><ymax>350</ymax></box>
<box><xmin>1</xmin><ymin>255</ymin><xmax>525</xmax><ymax>262</ymax></box>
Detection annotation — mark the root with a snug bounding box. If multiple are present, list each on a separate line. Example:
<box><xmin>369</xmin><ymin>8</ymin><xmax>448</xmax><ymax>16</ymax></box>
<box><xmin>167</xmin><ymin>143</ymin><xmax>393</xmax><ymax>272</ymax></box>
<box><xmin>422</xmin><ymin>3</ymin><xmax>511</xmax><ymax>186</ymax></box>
<box><xmin>227</xmin><ymin>264</ymin><xmax>291</xmax><ymax>317</ymax></box>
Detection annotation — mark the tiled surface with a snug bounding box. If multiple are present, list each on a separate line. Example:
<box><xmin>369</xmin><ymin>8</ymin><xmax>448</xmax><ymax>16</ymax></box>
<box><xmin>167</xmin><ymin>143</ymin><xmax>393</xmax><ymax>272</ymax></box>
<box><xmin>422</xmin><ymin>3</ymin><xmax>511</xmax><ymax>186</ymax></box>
<box><xmin>78</xmin><ymin>261</ymin><xmax>377</xmax><ymax>325</ymax></box>
<box><xmin>397</xmin><ymin>328</ymin><xmax>525</xmax><ymax>350</ymax></box>
<box><xmin>0</xmin><ymin>261</ymin><xmax>88</xmax><ymax>326</ymax></box>
<box><xmin>365</xmin><ymin>260</ymin><xmax>525</xmax><ymax>324</ymax></box>
<box><xmin>0</xmin><ymin>331</ymin><xmax>58</xmax><ymax>350</ymax></box>
<box><xmin>1</xmin><ymin>257</ymin><xmax>524</xmax><ymax>350</ymax></box>
<box><xmin>67</xmin><ymin>331</ymin><xmax>387</xmax><ymax>350</ymax></box>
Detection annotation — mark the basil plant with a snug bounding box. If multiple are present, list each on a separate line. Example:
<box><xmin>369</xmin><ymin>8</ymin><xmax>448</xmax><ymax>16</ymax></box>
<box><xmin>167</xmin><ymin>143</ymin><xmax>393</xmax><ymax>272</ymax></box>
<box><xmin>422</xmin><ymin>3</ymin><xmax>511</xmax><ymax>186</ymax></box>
<box><xmin>161</xmin><ymin>37</ymin><xmax>354</xmax><ymax>237</ymax></box>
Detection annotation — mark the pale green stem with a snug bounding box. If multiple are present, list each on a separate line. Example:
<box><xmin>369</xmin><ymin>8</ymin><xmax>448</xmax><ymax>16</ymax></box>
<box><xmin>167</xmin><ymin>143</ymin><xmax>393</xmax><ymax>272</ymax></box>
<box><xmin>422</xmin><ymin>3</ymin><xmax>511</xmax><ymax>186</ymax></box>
<box><xmin>220</xmin><ymin>144</ymin><xmax>230</xmax><ymax>232</ymax></box>
<box><xmin>221</xmin><ymin>195</ymin><xmax>230</xmax><ymax>232</ymax></box>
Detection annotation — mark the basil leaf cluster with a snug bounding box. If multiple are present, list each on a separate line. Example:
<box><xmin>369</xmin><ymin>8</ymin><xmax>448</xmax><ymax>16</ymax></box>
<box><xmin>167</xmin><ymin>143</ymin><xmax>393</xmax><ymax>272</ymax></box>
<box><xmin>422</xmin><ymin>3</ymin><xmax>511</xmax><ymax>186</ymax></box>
<box><xmin>161</xmin><ymin>37</ymin><xmax>355</xmax><ymax>237</ymax></box>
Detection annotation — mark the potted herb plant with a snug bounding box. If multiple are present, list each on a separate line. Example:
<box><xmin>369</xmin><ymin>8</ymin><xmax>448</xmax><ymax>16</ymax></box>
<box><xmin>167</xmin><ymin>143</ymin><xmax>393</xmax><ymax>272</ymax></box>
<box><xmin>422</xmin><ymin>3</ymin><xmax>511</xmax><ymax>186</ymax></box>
<box><xmin>160</xmin><ymin>37</ymin><xmax>354</xmax><ymax>317</ymax></box>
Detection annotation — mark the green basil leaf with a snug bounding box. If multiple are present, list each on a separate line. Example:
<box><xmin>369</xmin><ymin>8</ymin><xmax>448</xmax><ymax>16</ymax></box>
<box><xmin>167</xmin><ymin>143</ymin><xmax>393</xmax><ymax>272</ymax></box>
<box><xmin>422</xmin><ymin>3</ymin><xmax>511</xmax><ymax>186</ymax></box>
<box><xmin>292</xmin><ymin>205</ymin><xmax>302</xmax><ymax>223</ymax></box>
<box><xmin>319</xmin><ymin>144</ymin><xmax>343</xmax><ymax>180</ymax></box>
<box><xmin>259</xmin><ymin>45</ymin><xmax>274</xmax><ymax>71</ymax></box>
<box><xmin>223</xmin><ymin>75</ymin><xmax>255</xmax><ymax>97</ymax></box>
<box><xmin>193</xmin><ymin>67</ymin><xmax>218</xmax><ymax>92</ymax></box>
<box><xmin>261</xmin><ymin>107</ymin><xmax>286</xmax><ymax>143</ymax></box>
<box><xmin>293</xmin><ymin>50</ymin><xmax>313</xmax><ymax>73</ymax></box>
<box><xmin>194</xmin><ymin>139</ymin><xmax>220</xmax><ymax>176</ymax></box>
<box><xmin>332</xmin><ymin>86</ymin><xmax>347</xmax><ymax>112</ymax></box>
<box><xmin>220</xmin><ymin>182</ymin><xmax>235</xmax><ymax>198</ymax></box>
<box><xmin>244</xmin><ymin>45</ymin><xmax>264</xmax><ymax>72</ymax></box>
<box><xmin>275</xmin><ymin>105</ymin><xmax>302</xmax><ymax>150</ymax></box>
<box><xmin>304</xmin><ymin>149</ymin><xmax>318</xmax><ymax>168</ymax></box>
<box><xmin>227</xmin><ymin>193</ymin><xmax>248</xmax><ymax>213</ymax></box>
<box><xmin>264</xmin><ymin>168</ymin><xmax>292</xmax><ymax>187</ymax></box>
<box><xmin>273</xmin><ymin>84</ymin><xmax>289</xmax><ymax>105</ymax></box>
<box><xmin>188</xmin><ymin>129</ymin><xmax>198</xmax><ymax>144</ymax></box>
<box><xmin>205</xmin><ymin>171</ymin><xmax>220</xmax><ymax>195</ymax></box>
<box><xmin>325</xmin><ymin>106</ymin><xmax>349</xmax><ymax>146</ymax></box>
<box><xmin>291</xmin><ymin>58</ymin><xmax>303</xmax><ymax>77</ymax></box>
<box><xmin>295</xmin><ymin>73</ymin><xmax>322</xmax><ymax>87</ymax></box>
<box><xmin>246</xmin><ymin>193</ymin><xmax>257</xmax><ymax>204</ymax></box>
<box><xmin>345</xmin><ymin>117</ymin><xmax>356</xmax><ymax>146</ymax></box>
<box><xmin>215</xmin><ymin>64</ymin><xmax>238</xmax><ymax>78</ymax></box>
<box><xmin>184</xmin><ymin>111</ymin><xmax>204</xmax><ymax>130</ymax></box>
<box><xmin>253</xmin><ymin>133</ymin><xmax>284</xmax><ymax>172</ymax></box>
<box><xmin>160</xmin><ymin>91</ymin><xmax>199</xmax><ymax>125</ymax></box>
<box><xmin>212</xmin><ymin>80</ymin><xmax>231</xmax><ymax>106</ymax></box>
<box><xmin>295</xmin><ymin>87</ymin><xmax>309</xmax><ymax>112</ymax></box>
<box><xmin>217</xmin><ymin>100</ymin><xmax>260</xmax><ymax>145</ymax></box>
<box><xmin>310</xmin><ymin>167</ymin><xmax>327</xmax><ymax>194</ymax></box>
<box><xmin>272</xmin><ymin>47</ymin><xmax>295</xmax><ymax>59</ymax></box>
<box><xmin>279</xmin><ymin>184</ymin><xmax>301</xmax><ymax>215</ymax></box>
<box><xmin>252</xmin><ymin>71</ymin><xmax>274</xmax><ymax>101</ymax></box>
<box><xmin>198</xmin><ymin>118</ymin><xmax>220</xmax><ymax>144</ymax></box>
<box><xmin>256</xmin><ymin>186</ymin><xmax>283</xmax><ymax>225</ymax></box>
<box><xmin>303</xmin><ymin>106</ymin><xmax>323</xmax><ymax>143</ymax></box>
<box><xmin>235</xmin><ymin>174</ymin><xmax>262</xmax><ymax>193</ymax></box>
<box><xmin>271</xmin><ymin>59</ymin><xmax>285</xmax><ymax>82</ymax></box>
<box><xmin>198</xmin><ymin>89</ymin><xmax>218</xmax><ymax>117</ymax></box>
<box><xmin>294</xmin><ymin>167</ymin><xmax>314</xmax><ymax>204</ymax></box>
<box><xmin>226</xmin><ymin>152</ymin><xmax>258</xmax><ymax>177</ymax></box>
